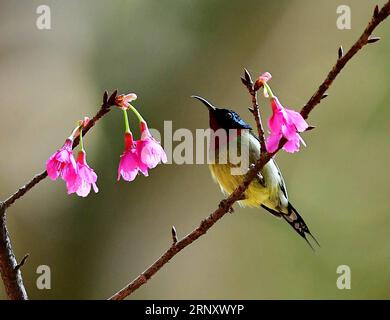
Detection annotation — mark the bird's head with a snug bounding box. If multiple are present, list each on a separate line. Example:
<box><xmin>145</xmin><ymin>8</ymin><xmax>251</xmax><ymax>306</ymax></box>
<box><xmin>191</xmin><ymin>95</ymin><xmax>252</xmax><ymax>131</ymax></box>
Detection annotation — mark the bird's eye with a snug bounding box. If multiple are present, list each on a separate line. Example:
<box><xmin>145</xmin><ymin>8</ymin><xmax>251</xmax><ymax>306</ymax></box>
<box><xmin>226</xmin><ymin>113</ymin><xmax>233</xmax><ymax>119</ymax></box>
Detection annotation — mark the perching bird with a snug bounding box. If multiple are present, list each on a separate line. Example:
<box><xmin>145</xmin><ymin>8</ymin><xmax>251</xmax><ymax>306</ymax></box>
<box><xmin>192</xmin><ymin>95</ymin><xmax>319</xmax><ymax>249</ymax></box>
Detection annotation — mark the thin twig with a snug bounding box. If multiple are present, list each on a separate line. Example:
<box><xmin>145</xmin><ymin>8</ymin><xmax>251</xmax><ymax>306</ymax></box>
<box><xmin>242</xmin><ymin>69</ymin><xmax>267</xmax><ymax>153</ymax></box>
<box><xmin>14</xmin><ymin>254</ymin><xmax>29</xmax><ymax>271</ymax></box>
<box><xmin>108</xmin><ymin>1</ymin><xmax>390</xmax><ymax>300</ymax></box>
<box><xmin>300</xmin><ymin>1</ymin><xmax>390</xmax><ymax>119</ymax></box>
<box><xmin>171</xmin><ymin>226</ymin><xmax>178</xmax><ymax>244</ymax></box>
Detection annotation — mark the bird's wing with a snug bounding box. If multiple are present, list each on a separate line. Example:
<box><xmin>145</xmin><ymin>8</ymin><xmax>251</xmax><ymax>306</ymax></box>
<box><xmin>249</xmin><ymin>131</ymin><xmax>288</xmax><ymax>199</ymax></box>
<box><xmin>271</xmin><ymin>158</ymin><xmax>288</xmax><ymax>200</ymax></box>
<box><xmin>246</xmin><ymin>132</ymin><xmax>319</xmax><ymax>248</ymax></box>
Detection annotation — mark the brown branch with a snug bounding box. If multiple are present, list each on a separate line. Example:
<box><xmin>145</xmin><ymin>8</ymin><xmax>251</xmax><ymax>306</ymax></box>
<box><xmin>0</xmin><ymin>90</ymin><xmax>117</xmax><ymax>299</ymax></box>
<box><xmin>108</xmin><ymin>1</ymin><xmax>390</xmax><ymax>300</ymax></box>
<box><xmin>242</xmin><ymin>69</ymin><xmax>267</xmax><ymax>153</ymax></box>
<box><xmin>300</xmin><ymin>2</ymin><xmax>390</xmax><ymax>119</ymax></box>
<box><xmin>0</xmin><ymin>204</ymin><xmax>28</xmax><ymax>300</ymax></box>
<box><xmin>109</xmin><ymin>152</ymin><xmax>273</xmax><ymax>300</ymax></box>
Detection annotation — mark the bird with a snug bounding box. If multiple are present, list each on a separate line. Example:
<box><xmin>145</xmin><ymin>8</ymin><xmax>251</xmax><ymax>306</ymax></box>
<box><xmin>192</xmin><ymin>95</ymin><xmax>319</xmax><ymax>249</ymax></box>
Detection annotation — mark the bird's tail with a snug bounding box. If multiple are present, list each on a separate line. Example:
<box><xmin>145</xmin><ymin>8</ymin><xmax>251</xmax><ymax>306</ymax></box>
<box><xmin>282</xmin><ymin>202</ymin><xmax>320</xmax><ymax>250</ymax></box>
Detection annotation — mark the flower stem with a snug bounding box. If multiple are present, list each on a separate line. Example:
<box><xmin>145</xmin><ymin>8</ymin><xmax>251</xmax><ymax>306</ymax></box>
<box><xmin>123</xmin><ymin>109</ymin><xmax>131</xmax><ymax>134</ymax></box>
<box><xmin>263</xmin><ymin>82</ymin><xmax>275</xmax><ymax>99</ymax></box>
<box><xmin>128</xmin><ymin>104</ymin><xmax>145</xmax><ymax>123</ymax></box>
<box><xmin>68</xmin><ymin>126</ymin><xmax>79</xmax><ymax>141</ymax></box>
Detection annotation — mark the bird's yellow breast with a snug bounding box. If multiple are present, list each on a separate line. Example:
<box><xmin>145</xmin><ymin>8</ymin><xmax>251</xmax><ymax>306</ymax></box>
<box><xmin>208</xmin><ymin>131</ymin><xmax>285</xmax><ymax>209</ymax></box>
<box><xmin>209</xmin><ymin>163</ymin><xmax>270</xmax><ymax>208</ymax></box>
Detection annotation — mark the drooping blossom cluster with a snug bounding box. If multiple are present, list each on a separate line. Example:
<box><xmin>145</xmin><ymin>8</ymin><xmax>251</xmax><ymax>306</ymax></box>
<box><xmin>46</xmin><ymin>117</ymin><xmax>98</xmax><ymax>197</ymax></box>
<box><xmin>256</xmin><ymin>72</ymin><xmax>309</xmax><ymax>153</ymax></box>
<box><xmin>46</xmin><ymin>93</ymin><xmax>167</xmax><ymax>197</ymax></box>
<box><xmin>116</xmin><ymin>95</ymin><xmax>167</xmax><ymax>181</ymax></box>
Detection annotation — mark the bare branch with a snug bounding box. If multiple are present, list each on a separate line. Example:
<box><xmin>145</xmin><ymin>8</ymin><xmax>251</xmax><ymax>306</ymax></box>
<box><xmin>0</xmin><ymin>204</ymin><xmax>28</xmax><ymax>300</ymax></box>
<box><xmin>108</xmin><ymin>1</ymin><xmax>390</xmax><ymax>300</ymax></box>
<box><xmin>300</xmin><ymin>1</ymin><xmax>390</xmax><ymax>119</ymax></box>
<box><xmin>243</xmin><ymin>69</ymin><xmax>267</xmax><ymax>153</ymax></box>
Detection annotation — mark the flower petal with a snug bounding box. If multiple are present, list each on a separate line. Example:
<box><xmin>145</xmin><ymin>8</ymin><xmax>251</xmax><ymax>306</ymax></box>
<box><xmin>266</xmin><ymin>132</ymin><xmax>283</xmax><ymax>153</ymax></box>
<box><xmin>283</xmin><ymin>134</ymin><xmax>300</xmax><ymax>153</ymax></box>
<box><xmin>285</xmin><ymin>109</ymin><xmax>308</xmax><ymax>132</ymax></box>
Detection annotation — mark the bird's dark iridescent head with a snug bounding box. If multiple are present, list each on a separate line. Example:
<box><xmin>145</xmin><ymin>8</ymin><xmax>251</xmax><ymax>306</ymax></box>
<box><xmin>191</xmin><ymin>95</ymin><xmax>252</xmax><ymax>131</ymax></box>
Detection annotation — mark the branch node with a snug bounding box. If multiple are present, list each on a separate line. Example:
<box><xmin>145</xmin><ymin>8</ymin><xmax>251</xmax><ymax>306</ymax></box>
<box><xmin>305</xmin><ymin>125</ymin><xmax>316</xmax><ymax>132</ymax></box>
<box><xmin>14</xmin><ymin>254</ymin><xmax>29</xmax><ymax>271</ymax></box>
<box><xmin>171</xmin><ymin>226</ymin><xmax>178</xmax><ymax>244</ymax></box>
<box><xmin>243</xmin><ymin>68</ymin><xmax>253</xmax><ymax>86</ymax></box>
<box><xmin>338</xmin><ymin>46</ymin><xmax>344</xmax><ymax>59</ymax></box>
<box><xmin>107</xmin><ymin>89</ymin><xmax>118</xmax><ymax>106</ymax></box>
<box><xmin>367</xmin><ymin>36</ymin><xmax>381</xmax><ymax>43</ymax></box>
<box><xmin>373</xmin><ymin>5</ymin><xmax>379</xmax><ymax>17</ymax></box>
<box><xmin>103</xmin><ymin>91</ymin><xmax>108</xmax><ymax>105</ymax></box>
<box><xmin>218</xmin><ymin>199</ymin><xmax>228</xmax><ymax>209</ymax></box>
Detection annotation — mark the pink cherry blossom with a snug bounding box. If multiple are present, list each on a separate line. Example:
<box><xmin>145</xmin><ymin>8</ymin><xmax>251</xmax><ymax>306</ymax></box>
<box><xmin>137</xmin><ymin>122</ymin><xmax>167</xmax><ymax>169</ymax></box>
<box><xmin>115</xmin><ymin>93</ymin><xmax>138</xmax><ymax>110</ymax></box>
<box><xmin>46</xmin><ymin>139</ymin><xmax>77</xmax><ymax>181</ymax></box>
<box><xmin>118</xmin><ymin>132</ymin><xmax>148</xmax><ymax>182</ymax></box>
<box><xmin>66</xmin><ymin>150</ymin><xmax>98</xmax><ymax>197</ymax></box>
<box><xmin>266</xmin><ymin>97</ymin><xmax>308</xmax><ymax>153</ymax></box>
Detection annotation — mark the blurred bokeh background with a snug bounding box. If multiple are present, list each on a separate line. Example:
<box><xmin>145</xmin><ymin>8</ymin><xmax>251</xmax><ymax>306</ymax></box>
<box><xmin>0</xmin><ymin>0</ymin><xmax>389</xmax><ymax>299</ymax></box>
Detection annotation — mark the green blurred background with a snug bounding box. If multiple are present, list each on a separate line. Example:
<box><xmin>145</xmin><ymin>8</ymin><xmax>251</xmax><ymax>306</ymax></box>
<box><xmin>0</xmin><ymin>0</ymin><xmax>389</xmax><ymax>299</ymax></box>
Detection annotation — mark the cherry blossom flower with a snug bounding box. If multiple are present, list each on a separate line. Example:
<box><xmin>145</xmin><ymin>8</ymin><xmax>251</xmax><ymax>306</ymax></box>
<box><xmin>137</xmin><ymin>121</ymin><xmax>167</xmax><ymax>169</ymax></box>
<box><xmin>118</xmin><ymin>132</ymin><xmax>148</xmax><ymax>182</ymax></box>
<box><xmin>46</xmin><ymin>138</ymin><xmax>77</xmax><ymax>182</ymax></box>
<box><xmin>266</xmin><ymin>96</ymin><xmax>308</xmax><ymax>153</ymax></box>
<box><xmin>67</xmin><ymin>150</ymin><xmax>98</xmax><ymax>197</ymax></box>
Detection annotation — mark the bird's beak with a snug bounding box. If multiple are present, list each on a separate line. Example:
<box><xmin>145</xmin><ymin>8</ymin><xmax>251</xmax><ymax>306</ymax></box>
<box><xmin>191</xmin><ymin>95</ymin><xmax>216</xmax><ymax>111</ymax></box>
